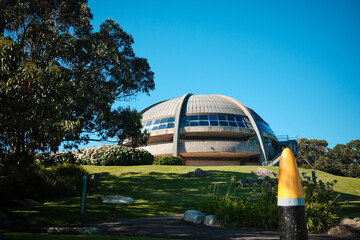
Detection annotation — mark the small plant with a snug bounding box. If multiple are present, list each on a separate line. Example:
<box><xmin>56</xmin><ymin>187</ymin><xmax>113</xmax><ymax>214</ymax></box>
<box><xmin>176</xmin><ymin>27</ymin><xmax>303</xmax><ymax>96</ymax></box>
<box><xmin>197</xmin><ymin>174</ymin><xmax>341</xmax><ymax>232</ymax></box>
<box><xmin>153</xmin><ymin>156</ymin><xmax>182</xmax><ymax>165</ymax></box>
<box><xmin>301</xmin><ymin>175</ymin><xmax>341</xmax><ymax>232</ymax></box>
<box><xmin>198</xmin><ymin>183</ymin><xmax>278</xmax><ymax>230</ymax></box>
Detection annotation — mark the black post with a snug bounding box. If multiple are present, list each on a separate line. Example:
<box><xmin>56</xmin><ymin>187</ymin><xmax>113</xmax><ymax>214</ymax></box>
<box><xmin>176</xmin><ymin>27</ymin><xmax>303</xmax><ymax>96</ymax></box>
<box><xmin>81</xmin><ymin>175</ymin><xmax>87</xmax><ymax>214</ymax></box>
<box><xmin>311</xmin><ymin>171</ymin><xmax>317</xmax><ymax>185</ymax></box>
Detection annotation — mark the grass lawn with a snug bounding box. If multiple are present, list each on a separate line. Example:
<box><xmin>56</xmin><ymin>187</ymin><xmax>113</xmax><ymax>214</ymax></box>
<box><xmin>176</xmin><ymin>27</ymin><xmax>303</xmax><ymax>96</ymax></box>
<box><xmin>1</xmin><ymin>165</ymin><xmax>360</xmax><ymax>229</ymax></box>
<box><xmin>1</xmin><ymin>232</ymin><xmax>181</xmax><ymax>240</ymax></box>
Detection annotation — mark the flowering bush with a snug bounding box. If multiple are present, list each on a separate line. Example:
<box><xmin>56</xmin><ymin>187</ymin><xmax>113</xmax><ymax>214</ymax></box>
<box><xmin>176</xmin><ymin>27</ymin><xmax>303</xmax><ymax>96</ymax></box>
<box><xmin>35</xmin><ymin>152</ymin><xmax>76</xmax><ymax>166</ymax></box>
<box><xmin>76</xmin><ymin>145</ymin><xmax>153</xmax><ymax>166</ymax></box>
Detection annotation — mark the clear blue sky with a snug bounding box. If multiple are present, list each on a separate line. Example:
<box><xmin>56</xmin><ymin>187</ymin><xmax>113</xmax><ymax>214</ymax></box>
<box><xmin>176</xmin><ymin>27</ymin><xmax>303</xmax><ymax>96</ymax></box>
<box><xmin>85</xmin><ymin>0</ymin><xmax>360</xmax><ymax>148</ymax></box>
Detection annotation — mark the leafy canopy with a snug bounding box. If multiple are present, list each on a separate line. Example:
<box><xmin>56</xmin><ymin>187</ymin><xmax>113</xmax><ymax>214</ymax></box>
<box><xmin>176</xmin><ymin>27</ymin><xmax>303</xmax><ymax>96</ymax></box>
<box><xmin>0</xmin><ymin>0</ymin><xmax>154</xmax><ymax>163</ymax></box>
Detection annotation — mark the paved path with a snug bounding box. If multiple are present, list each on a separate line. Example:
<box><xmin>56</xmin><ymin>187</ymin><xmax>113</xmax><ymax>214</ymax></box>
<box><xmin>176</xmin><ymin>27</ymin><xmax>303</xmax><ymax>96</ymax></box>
<box><xmin>94</xmin><ymin>214</ymin><xmax>353</xmax><ymax>240</ymax></box>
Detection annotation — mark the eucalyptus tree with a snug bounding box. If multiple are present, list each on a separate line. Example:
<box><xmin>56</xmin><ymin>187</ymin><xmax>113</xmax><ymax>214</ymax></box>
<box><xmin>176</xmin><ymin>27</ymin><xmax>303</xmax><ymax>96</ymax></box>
<box><xmin>0</xmin><ymin>0</ymin><xmax>154</xmax><ymax>165</ymax></box>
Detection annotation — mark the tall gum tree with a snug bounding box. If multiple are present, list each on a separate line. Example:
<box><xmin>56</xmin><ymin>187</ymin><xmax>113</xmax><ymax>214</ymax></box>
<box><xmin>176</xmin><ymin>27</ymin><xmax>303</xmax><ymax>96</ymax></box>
<box><xmin>0</xmin><ymin>0</ymin><xmax>154</xmax><ymax>164</ymax></box>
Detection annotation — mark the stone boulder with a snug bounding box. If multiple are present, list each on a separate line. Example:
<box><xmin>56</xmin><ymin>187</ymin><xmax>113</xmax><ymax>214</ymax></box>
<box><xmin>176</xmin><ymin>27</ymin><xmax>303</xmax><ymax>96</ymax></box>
<box><xmin>183</xmin><ymin>210</ymin><xmax>205</xmax><ymax>224</ymax></box>
<box><xmin>204</xmin><ymin>215</ymin><xmax>218</xmax><ymax>227</ymax></box>
<box><xmin>240</xmin><ymin>176</ymin><xmax>276</xmax><ymax>187</ymax></box>
<box><xmin>239</xmin><ymin>177</ymin><xmax>256</xmax><ymax>187</ymax></box>
<box><xmin>251</xmin><ymin>168</ymin><xmax>275</xmax><ymax>177</ymax></box>
<box><xmin>328</xmin><ymin>218</ymin><xmax>360</xmax><ymax>238</ymax></box>
<box><xmin>100</xmin><ymin>195</ymin><xmax>134</xmax><ymax>204</ymax></box>
<box><xmin>185</xmin><ymin>168</ymin><xmax>214</xmax><ymax>177</ymax></box>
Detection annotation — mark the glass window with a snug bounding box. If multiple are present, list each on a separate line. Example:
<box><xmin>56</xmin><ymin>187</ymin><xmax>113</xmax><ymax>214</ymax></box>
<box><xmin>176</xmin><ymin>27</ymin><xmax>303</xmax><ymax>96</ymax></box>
<box><xmin>167</xmin><ymin>122</ymin><xmax>174</xmax><ymax>128</ymax></box>
<box><xmin>229</xmin><ymin>121</ymin><xmax>237</xmax><ymax>127</ymax></box>
<box><xmin>145</xmin><ymin>121</ymin><xmax>151</xmax><ymax>126</ymax></box>
<box><xmin>152</xmin><ymin>125</ymin><xmax>158</xmax><ymax>131</ymax></box>
<box><xmin>227</xmin><ymin>116</ymin><xmax>235</xmax><ymax>121</ymax></box>
<box><xmin>181</xmin><ymin>122</ymin><xmax>189</xmax><ymax>128</ymax></box>
<box><xmin>160</xmin><ymin>118</ymin><xmax>168</xmax><ymax>123</ymax></box>
<box><xmin>237</xmin><ymin>121</ymin><xmax>246</xmax><ymax>128</ymax></box>
<box><xmin>168</xmin><ymin>117</ymin><xmax>175</xmax><ymax>122</ymax></box>
<box><xmin>154</xmin><ymin>119</ymin><xmax>160</xmax><ymax>124</ymax></box>
<box><xmin>218</xmin><ymin>115</ymin><xmax>227</xmax><ymax>121</ymax></box>
<box><xmin>190</xmin><ymin>121</ymin><xmax>199</xmax><ymax>126</ymax></box>
<box><xmin>208</xmin><ymin>115</ymin><xmax>218</xmax><ymax>121</ymax></box>
<box><xmin>210</xmin><ymin>121</ymin><xmax>219</xmax><ymax>126</ymax></box>
<box><xmin>182</xmin><ymin>115</ymin><xmax>190</xmax><ymax>121</ymax></box>
<box><xmin>219</xmin><ymin>121</ymin><xmax>229</xmax><ymax>126</ymax></box>
<box><xmin>189</xmin><ymin>115</ymin><xmax>199</xmax><ymax>121</ymax></box>
<box><xmin>199</xmin><ymin>121</ymin><xmax>209</xmax><ymax>126</ymax></box>
<box><xmin>199</xmin><ymin>115</ymin><xmax>208</xmax><ymax>120</ymax></box>
<box><xmin>235</xmin><ymin>116</ymin><xmax>243</xmax><ymax>122</ymax></box>
<box><xmin>158</xmin><ymin>124</ymin><xmax>167</xmax><ymax>130</ymax></box>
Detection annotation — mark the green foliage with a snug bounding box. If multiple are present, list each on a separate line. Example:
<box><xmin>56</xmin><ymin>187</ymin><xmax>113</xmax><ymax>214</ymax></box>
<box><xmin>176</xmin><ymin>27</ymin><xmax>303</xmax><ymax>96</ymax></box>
<box><xmin>153</xmin><ymin>156</ymin><xmax>182</xmax><ymax>165</ymax></box>
<box><xmin>297</xmin><ymin>138</ymin><xmax>360</xmax><ymax>178</ymax></box>
<box><xmin>198</xmin><ymin>173</ymin><xmax>341</xmax><ymax>232</ymax></box>
<box><xmin>0</xmin><ymin>160</ymin><xmax>46</xmax><ymax>204</ymax></box>
<box><xmin>300</xmin><ymin>172</ymin><xmax>341</xmax><ymax>232</ymax></box>
<box><xmin>198</xmin><ymin>187</ymin><xmax>278</xmax><ymax>230</ymax></box>
<box><xmin>314</xmin><ymin>139</ymin><xmax>360</xmax><ymax>177</ymax></box>
<box><xmin>296</xmin><ymin>138</ymin><xmax>329</xmax><ymax>168</ymax></box>
<box><xmin>0</xmin><ymin>0</ymin><xmax>154</xmax><ymax>165</ymax></box>
<box><xmin>40</xmin><ymin>164</ymin><xmax>88</xmax><ymax>198</ymax></box>
<box><xmin>2</xmin><ymin>165</ymin><xmax>359</xmax><ymax>228</ymax></box>
<box><xmin>0</xmin><ymin>160</ymin><xmax>88</xmax><ymax>204</ymax></box>
<box><xmin>77</xmin><ymin>145</ymin><xmax>154</xmax><ymax>166</ymax></box>
<box><xmin>35</xmin><ymin>152</ymin><xmax>77</xmax><ymax>167</ymax></box>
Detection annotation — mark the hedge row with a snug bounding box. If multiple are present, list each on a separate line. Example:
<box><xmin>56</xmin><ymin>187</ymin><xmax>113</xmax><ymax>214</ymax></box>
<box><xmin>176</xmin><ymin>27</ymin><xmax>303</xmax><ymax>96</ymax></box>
<box><xmin>35</xmin><ymin>146</ymin><xmax>185</xmax><ymax>166</ymax></box>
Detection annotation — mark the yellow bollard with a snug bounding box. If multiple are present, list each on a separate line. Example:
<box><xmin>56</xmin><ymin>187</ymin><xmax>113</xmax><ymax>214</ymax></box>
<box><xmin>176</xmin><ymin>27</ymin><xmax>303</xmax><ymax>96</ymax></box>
<box><xmin>278</xmin><ymin>148</ymin><xmax>308</xmax><ymax>240</ymax></box>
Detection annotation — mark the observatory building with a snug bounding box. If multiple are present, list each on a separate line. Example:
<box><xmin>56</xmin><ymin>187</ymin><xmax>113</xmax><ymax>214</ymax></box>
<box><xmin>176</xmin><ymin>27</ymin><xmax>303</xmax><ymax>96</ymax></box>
<box><xmin>137</xmin><ymin>94</ymin><xmax>281</xmax><ymax>166</ymax></box>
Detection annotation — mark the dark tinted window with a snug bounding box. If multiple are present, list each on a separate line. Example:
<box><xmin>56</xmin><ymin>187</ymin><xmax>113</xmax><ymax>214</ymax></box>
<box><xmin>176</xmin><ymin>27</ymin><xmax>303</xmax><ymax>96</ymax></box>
<box><xmin>227</xmin><ymin>116</ymin><xmax>235</xmax><ymax>121</ymax></box>
<box><xmin>219</xmin><ymin>121</ymin><xmax>229</xmax><ymax>126</ymax></box>
<box><xmin>210</xmin><ymin>121</ymin><xmax>219</xmax><ymax>126</ymax></box>
<box><xmin>189</xmin><ymin>115</ymin><xmax>199</xmax><ymax>121</ymax></box>
<box><xmin>199</xmin><ymin>115</ymin><xmax>208</xmax><ymax>120</ymax></box>
<box><xmin>199</xmin><ymin>121</ymin><xmax>209</xmax><ymax>126</ymax></box>
<box><xmin>208</xmin><ymin>115</ymin><xmax>218</xmax><ymax>121</ymax></box>
<box><xmin>218</xmin><ymin>115</ymin><xmax>227</xmax><ymax>121</ymax></box>
<box><xmin>229</xmin><ymin>121</ymin><xmax>237</xmax><ymax>127</ymax></box>
<box><xmin>190</xmin><ymin>121</ymin><xmax>199</xmax><ymax>126</ymax></box>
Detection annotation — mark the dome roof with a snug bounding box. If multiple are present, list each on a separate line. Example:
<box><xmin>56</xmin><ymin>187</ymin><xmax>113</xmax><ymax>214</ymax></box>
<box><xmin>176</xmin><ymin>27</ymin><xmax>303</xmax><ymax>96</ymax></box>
<box><xmin>141</xmin><ymin>94</ymin><xmax>246</xmax><ymax>121</ymax></box>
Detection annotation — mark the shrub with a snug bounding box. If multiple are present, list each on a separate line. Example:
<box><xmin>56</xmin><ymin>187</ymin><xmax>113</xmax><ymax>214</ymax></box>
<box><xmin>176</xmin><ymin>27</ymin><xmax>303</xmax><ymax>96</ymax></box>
<box><xmin>153</xmin><ymin>156</ymin><xmax>182</xmax><ymax>165</ymax></box>
<box><xmin>197</xmin><ymin>174</ymin><xmax>341</xmax><ymax>232</ymax></box>
<box><xmin>77</xmin><ymin>145</ymin><xmax>154</xmax><ymax>166</ymax></box>
<box><xmin>35</xmin><ymin>152</ymin><xmax>76</xmax><ymax>166</ymax></box>
<box><xmin>0</xmin><ymin>162</ymin><xmax>47</xmax><ymax>204</ymax></box>
<box><xmin>301</xmin><ymin>173</ymin><xmax>341</xmax><ymax>232</ymax></box>
<box><xmin>0</xmin><ymin>159</ymin><xmax>90</xmax><ymax>204</ymax></box>
<box><xmin>198</xmin><ymin>190</ymin><xmax>278</xmax><ymax>230</ymax></box>
<box><xmin>41</xmin><ymin>163</ymin><xmax>88</xmax><ymax>198</ymax></box>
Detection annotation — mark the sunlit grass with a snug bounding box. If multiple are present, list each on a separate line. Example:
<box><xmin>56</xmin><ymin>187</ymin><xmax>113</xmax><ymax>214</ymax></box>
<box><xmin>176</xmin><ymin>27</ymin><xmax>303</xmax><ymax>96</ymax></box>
<box><xmin>1</xmin><ymin>165</ymin><xmax>360</xmax><ymax>228</ymax></box>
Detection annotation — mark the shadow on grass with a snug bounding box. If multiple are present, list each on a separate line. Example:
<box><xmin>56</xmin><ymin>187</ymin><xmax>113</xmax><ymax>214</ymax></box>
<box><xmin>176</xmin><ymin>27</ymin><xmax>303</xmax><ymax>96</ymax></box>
<box><xmin>2</xmin><ymin>168</ymin><xmax>359</xmax><ymax>229</ymax></box>
<box><xmin>2</xmin><ymin>170</ymin><xmax>255</xmax><ymax>228</ymax></box>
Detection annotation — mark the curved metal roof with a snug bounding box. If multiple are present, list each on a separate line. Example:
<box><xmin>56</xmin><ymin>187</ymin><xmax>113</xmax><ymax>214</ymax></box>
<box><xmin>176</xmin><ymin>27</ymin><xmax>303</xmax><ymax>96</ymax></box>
<box><xmin>141</xmin><ymin>94</ymin><xmax>246</xmax><ymax>121</ymax></box>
